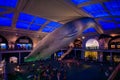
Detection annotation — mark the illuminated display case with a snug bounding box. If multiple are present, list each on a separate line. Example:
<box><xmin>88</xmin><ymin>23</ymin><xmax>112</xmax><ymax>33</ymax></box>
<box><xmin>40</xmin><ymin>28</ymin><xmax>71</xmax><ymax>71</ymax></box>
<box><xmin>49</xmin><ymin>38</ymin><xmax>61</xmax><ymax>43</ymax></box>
<box><xmin>111</xmin><ymin>44</ymin><xmax>115</xmax><ymax>49</ymax></box>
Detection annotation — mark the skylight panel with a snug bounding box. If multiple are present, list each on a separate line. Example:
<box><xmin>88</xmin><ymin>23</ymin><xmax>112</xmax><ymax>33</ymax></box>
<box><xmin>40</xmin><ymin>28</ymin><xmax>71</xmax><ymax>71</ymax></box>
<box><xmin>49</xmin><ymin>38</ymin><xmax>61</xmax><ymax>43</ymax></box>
<box><xmin>18</xmin><ymin>12</ymin><xmax>35</xmax><ymax>22</ymax></box>
<box><xmin>16</xmin><ymin>21</ymin><xmax>30</xmax><ymax>29</ymax></box>
<box><xmin>42</xmin><ymin>27</ymin><xmax>53</xmax><ymax>33</ymax></box>
<box><xmin>114</xmin><ymin>18</ymin><xmax>120</xmax><ymax>22</ymax></box>
<box><xmin>29</xmin><ymin>24</ymin><xmax>41</xmax><ymax>31</ymax></box>
<box><xmin>83</xmin><ymin>27</ymin><xmax>96</xmax><ymax>34</ymax></box>
<box><xmin>2</xmin><ymin>13</ymin><xmax>14</xmax><ymax>19</ymax></box>
<box><xmin>0</xmin><ymin>17</ymin><xmax>12</xmax><ymax>27</ymax></box>
<box><xmin>42</xmin><ymin>21</ymin><xmax>63</xmax><ymax>33</ymax></box>
<box><xmin>71</xmin><ymin>0</ymin><xmax>90</xmax><ymax>5</ymax></box>
<box><xmin>0</xmin><ymin>8</ymin><xmax>6</xmax><ymax>12</ymax></box>
<box><xmin>104</xmin><ymin>0</ymin><xmax>120</xmax><ymax>16</ymax></box>
<box><xmin>99</xmin><ymin>21</ymin><xmax>116</xmax><ymax>30</ymax></box>
<box><xmin>0</xmin><ymin>0</ymin><xmax>18</xmax><ymax>8</ymax></box>
<box><xmin>82</xmin><ymin>3</ymin><xmax>109</xmax><ymax>17</ymax></box>
<box><xmin>46</xmin><ymin>21</ymin><xmax>63</xmax><ymax>28</ymax></box>
<box><xmin>33</xmin><ymin>17</ymin><xmax>47</xmax><ymax>25</ymax></box>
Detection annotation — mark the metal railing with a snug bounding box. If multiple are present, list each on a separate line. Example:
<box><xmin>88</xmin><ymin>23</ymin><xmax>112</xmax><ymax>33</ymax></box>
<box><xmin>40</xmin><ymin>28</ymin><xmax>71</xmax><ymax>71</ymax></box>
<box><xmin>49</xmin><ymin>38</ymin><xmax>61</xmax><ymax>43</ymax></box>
<box><xmin>108</xmin><ymin>63</ymin><xmax>120</xmax><ymax>80</ymax></box>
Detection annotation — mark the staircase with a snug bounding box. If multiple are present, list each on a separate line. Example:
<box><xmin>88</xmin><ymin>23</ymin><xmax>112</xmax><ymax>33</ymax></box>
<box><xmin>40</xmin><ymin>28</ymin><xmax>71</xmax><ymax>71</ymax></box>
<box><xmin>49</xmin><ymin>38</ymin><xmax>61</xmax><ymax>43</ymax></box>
<box><xmin>58</xmin><ymin>47</ymin><xmax>73</xmax><ymax>60</ymax></box>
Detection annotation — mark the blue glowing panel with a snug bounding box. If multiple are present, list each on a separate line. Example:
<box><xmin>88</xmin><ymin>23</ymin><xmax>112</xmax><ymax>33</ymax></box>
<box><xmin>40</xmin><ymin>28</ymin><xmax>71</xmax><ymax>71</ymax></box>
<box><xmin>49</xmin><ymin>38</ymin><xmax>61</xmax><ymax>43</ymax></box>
<box><xmin>102</xmin><ymin>17</ymin><xmax>113</xmax><ymax>20</ymax></box>
<box><xmin>99</xmin><ymin>21</ymin><xmax>116</xmax><ymax>30</ymax></box>
<box><xmin>0</xmin><ymin>8</ymin><xmax>6</xmax><ymax>12</ymax></box>
<box><xmin>2</xmin><ymin>13</ymin><xmax>14</xmax><ymax>19</ymax></box>
<box><xmin>118</xmin><ymin>24</ymin><xmax>120</xmax><ymax>28</ymax></box>
<box><xmin>0</xmin><ymin>0</ymin><xmax>18</xmax><ymax>8</ymax></box>
<box><xmin>42</xmin><ymin>22</ymin><xmax>63</xmax><ymax>33</ymax></box>
<box><xmin>18</xmin><ymin>12</ymin><xmax>34</xmax><ymax>22</ymax></box>
<box><xmin>46</xmin><ymin>21</ymin><xmax>63</xmax><ymax>28</ymax></box>
<box><xmin>114</xmin><ymin>18</ymin><xmax>120</xmax><ymax>22</ymax></box>
<box><xmin>104</xmin><ymin>0</ymin><xmax>120</xmax><ymax>16</ymax></box>
<box><xmin>0</xmin><ymin>17</ymin><xmax>12</xmax><ymax>27</ymax></box>
<box><xmin>42</xmin><ymin>27</ymin><xmax>54</xmax><ymax>33</ymax></box>
<box><xmin>16</xmin><ymin>21</ymin><xmax>29</xmax><ymax>29</ymax></box>
<box><xmin>82</xmin><ymin>3</ymin><xmax>109</xmax><ymax>17</ymax></box>
<box><xmin>33</xmin><ymin>17</ymin><xmax>47</xmax><ymax>25</ymax></box>
<box><xmin>71</xmin><ymin>0</ymin><xmax>90</xmax><ymax>5</ymax></box>
<box><xmin>83</xmin><ymin>27</ymin><xmax>96</xmax><ymax>33</ymax></box>
<box><xmin>29</xmin><ymin>24</ymin><xmax>41</xmax><ymax>31</ymax></box>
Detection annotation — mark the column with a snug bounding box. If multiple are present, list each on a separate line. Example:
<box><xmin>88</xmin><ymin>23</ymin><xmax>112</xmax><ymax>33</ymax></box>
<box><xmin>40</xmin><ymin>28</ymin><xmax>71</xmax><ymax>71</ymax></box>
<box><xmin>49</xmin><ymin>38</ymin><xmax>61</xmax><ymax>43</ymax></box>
<box><xmin>98</xmin><ymin>52</ymin><xmax>103</xmax><ymax>62</ymax></box>
<box><xmin>0</xmin><ymin>53</ymin><xmax>2</xmax><ymax>61</ymax></box>
<box><xmin>74</xmin><ymin>49</ymin><xmax>76</xmax><ymax>58</ymax></box>
<box><xmin>110</xmin><ymin>52</ymin><xmax>113</xmax><ymax>62</ymax></box>
<box><xmin>81</xmin><ymin>50</ymin><xmax>85</xmax><ymax>60</ymax></box>
<box><xmin>19</xmin><ymin>52</ymin><xmax>21</xmax><ymax>65</ymax></box>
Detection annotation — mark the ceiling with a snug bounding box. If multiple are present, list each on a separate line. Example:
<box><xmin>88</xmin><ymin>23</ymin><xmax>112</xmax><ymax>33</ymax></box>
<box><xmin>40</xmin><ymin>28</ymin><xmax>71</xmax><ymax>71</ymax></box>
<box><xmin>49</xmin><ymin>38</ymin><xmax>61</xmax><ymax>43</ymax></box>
<box><xmin>0</xmin><ymin>0</ymin><xmax>120</xmax><ymax>38</ymax></box>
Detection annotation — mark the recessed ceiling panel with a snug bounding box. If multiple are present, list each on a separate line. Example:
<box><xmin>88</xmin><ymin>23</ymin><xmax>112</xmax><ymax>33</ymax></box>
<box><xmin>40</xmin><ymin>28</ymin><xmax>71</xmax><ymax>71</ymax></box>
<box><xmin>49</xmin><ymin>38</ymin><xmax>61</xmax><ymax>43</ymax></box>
<box><xmin>29</xmin><ymin>24</ymin><xmax>41</xmax><ymax>31</ymax></box>
<box><xmin>16</xmin><ymin>21</ymin><xmax>29</xmax><ymax>29</ymax></box>
<box><xmin>117</xmin><ymin>24</ymin><xmax>120</xmax><ymax>28</ymax></box>
<box><xmin>99</xmin><ymin>21</ymin><xmax>116</xmax><ymax>30</ymax></box>
<box><xmin>82</xmin><ymin>3</ymin><xmax>109</xmax><ymax>17</ymax></box>
<box><xmin>46</xmin><ymin>21</ymin><xmax>63</xmax><ymax>28</ymax></box>
<box><xmin>70</xmin><ymin>0</ymin><xmax>90</xmax><ymax>5</ymax></box>
<box><xmin>0</xmin><ymin>17</ymin><xmax>12</xmax><ymax>27</ymax></box>
<box><xmin>42</xmin><ymin>21</ymin><xmax>63</xmax><ymax>33</ymax></box>
<box><xmin>0</xmin><ymin>8</ymin><xmax>7</xmax><ymax>12</ymax></box>
<box><xmin>114</xmin><ymin>18</ymin><xmax>120</xmax><ymax>22</ymax></box>
<box><xmin>0</xmin><ymin>13</ymin><xmax>14</xmax><ymax>19</ymax></box>
<box><xmin>83</xmin><ymin>27</ymin><xmax>96</xmax><ymax>34</ymax></box>
<box><xmin>18</xmin><ymin>12</ymin><xmax>35</xmax><ymax>22</ymax></box>
<box><xmin>42</xmin><ymin>27</ymin><xmax>54</xmax><ymax>33</ymax></box>
<box><xmin>0</xmin><ymin>0</ymin><xmax>18</xmax><ymax>8</ymax></box>
<box><xmin>104</xmin><ymin>0</ymin><xmax>120</xmax><ymax>16</ymax></box>
<box><xmin>33</xmin><ymin>17</ymin><xmax>47</xmax><ymax>25</ymax></box>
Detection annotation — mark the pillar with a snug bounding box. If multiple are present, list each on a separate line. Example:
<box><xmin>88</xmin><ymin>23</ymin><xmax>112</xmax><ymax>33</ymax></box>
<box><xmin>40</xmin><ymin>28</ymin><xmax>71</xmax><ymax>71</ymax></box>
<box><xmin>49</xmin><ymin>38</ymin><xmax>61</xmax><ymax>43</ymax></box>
<box><xmin>0</xmin><ymin>53</ymin><xmax>2</xmax><ymax>61</ymax></box>
<box><xmin>81</xmin><ymin>50</ymin><xmax>85</xmax><ymax>60</ymax></box>
<box><xmin>110</xmin><ymin>52</ymin><xmax>113</xmax><ymax>62</ymax></box>
<box><xmin>19</xmin><ymin>52</ymin><xmax>21</xmax><ymax>65</ymax></box>
<box><xmin>98</xmin><ymin>52</ymin><xmax>103</xmax><ymax>62</ymax></box>
<box><xmin>74</xmin><ymin>49</ymin><xmax>76</xmax><ymax>58</ymax></box>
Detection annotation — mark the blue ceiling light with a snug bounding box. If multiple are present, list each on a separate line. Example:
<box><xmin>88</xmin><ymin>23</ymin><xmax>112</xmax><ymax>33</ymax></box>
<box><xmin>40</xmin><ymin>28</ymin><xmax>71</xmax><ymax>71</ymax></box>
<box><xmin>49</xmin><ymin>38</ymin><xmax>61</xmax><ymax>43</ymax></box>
<box><xmin>42</xmin><ymin>27</ymin><xmax>53</xmax><ymax>33</ymax></box>
<box><xmin>33</xmin><ymin>17</ymin><xmax>47</xmax><ymax>25</ymax></box>
<box><xmin>104</xmin><ymin>0</ymin><xmax>120</xmax><ymax>16</ymax></box>
<box><xmin>46</xmin><ymin>21</ymin><xmax>63</xmax><ymax>28</ymax></box>
<box><xmin>82</xmin><ymin>3</ymin><xmax>109</xmax><ymax>17</ymax></box>
<box><xmin>1</xmin><ymin>13</ymin><xmax>14</xmax><ymax>19</ymax></box>
<box><xmin>16</xmin><ymin>21</ymin><xmax>30</xmax><ymax>29</ymax></box>
<box><xmin>117</xmin><ymin>24</ymin><xmax>120</xmax><ymax>28</ymax></box>
<box><xmin>83</xmin><ymin>27</ymin><xmax>96</xmax><ymax>34</ymax></box>
<box><xmin>29</xmin><ymin>24</ymin><xmax>41</xmax><ymax>31</ymax></box>
<box><xmin>71</xmin><ymin>0</ymin><xmax>90</xmax><ymax>5</ymax></box>
<box><xmin>0</xmin><ymin>8</ymin><xmax>7</xmax><ymax>12</ymax></box>
<box><xmin>0</xmin><ymin>17</ymin><xmax>12</xmax><ymax>27</ymax></box>
<box><xmin>42</xmin><ymin>21</ymin><xmax>63</xmax><ymax>33</ymax></box>
<box><xmin>0</xmin><ymin>0</ymin><xmax>18</xmax><ymax>8</ymax></box>
<box><xmin>99</xmin><ymin>21</ymin><xmax>116</xmax><ymax>30</ymax></box>
<box><xmin>18</xmin><ymin>12</ymin><xmax>35</xmax><ymax>22</ymax></box>
<box><xmin>102</xmin><ymin>17</ymin><xmax>113</xmax><ymax>20</ymax></box>
<box><xmin>114</xmin><ymin>18</ymin><xmax>120</xmax><ymax>22</ymax></box>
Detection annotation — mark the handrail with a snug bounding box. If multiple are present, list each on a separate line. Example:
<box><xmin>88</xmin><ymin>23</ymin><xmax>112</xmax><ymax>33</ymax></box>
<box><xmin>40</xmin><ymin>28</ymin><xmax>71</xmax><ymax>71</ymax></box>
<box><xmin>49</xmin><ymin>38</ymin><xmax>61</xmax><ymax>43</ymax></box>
<box><xmin>108</xmin><ymin>63</ymin><xmax>120</xmax><ymax>80</ymax></box>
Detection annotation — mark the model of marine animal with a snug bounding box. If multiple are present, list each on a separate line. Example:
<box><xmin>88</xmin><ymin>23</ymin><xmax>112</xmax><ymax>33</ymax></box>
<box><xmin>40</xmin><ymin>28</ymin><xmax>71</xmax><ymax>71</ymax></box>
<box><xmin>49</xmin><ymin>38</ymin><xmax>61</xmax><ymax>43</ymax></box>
<box><xmin>25</xmin><ymin>17</ymin><xmax>97</xmax><ymax>62</ymax></box>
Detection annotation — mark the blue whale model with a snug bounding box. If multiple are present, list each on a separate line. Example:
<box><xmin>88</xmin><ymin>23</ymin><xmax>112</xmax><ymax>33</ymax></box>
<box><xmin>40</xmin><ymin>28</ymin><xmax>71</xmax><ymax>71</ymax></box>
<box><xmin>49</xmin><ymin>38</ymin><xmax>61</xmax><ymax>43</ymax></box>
<box><xmin>25</xmin><ymin>17</ymin><xmax>97</xmax><ymax>62</ymax></box>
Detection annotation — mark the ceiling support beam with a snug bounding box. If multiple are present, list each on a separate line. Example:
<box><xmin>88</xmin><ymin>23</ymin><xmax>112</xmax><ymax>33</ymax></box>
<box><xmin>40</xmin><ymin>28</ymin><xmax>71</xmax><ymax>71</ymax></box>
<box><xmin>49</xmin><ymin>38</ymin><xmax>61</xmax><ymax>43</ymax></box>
<box><xmin>78</xmin><ymin>0</ymin><xmax>108</xmax><ymax>8</ymax></box>
<box><xmin>38</xmin><ymin>21</ymin><xmax>51</xmax><ymax>32</ymax></box>
<box><xmin>58</xmin><ymin>0</ymin><xmax>90</xmax><ymax>17</ymax></box>
<box><xmin>11</xmin><ymin>0</ymin><xmax>29</xmax><ymax>30</ymax></box>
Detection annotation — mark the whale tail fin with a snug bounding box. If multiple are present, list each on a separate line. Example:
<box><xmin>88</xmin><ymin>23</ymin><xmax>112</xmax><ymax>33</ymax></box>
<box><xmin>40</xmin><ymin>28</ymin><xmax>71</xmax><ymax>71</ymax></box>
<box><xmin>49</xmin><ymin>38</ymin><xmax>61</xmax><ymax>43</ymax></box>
<box><xmin>24</xmin><ymin>53</ymin><xmax>39</xmax><ymax>62</ymax></box>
